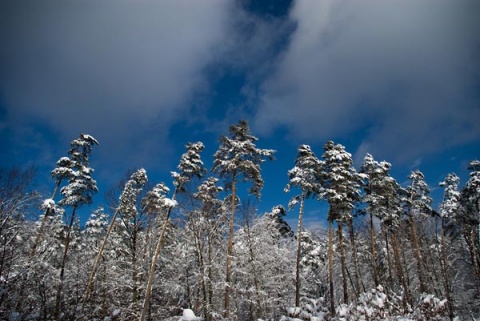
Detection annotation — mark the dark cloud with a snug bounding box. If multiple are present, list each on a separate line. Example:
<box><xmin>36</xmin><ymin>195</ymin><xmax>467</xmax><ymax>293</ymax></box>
<box><xmin>0</xmin><ymin>0</ymin><xmax>231</xmax><ymax>167</ymax></box>
<box><xmin>255</xmin><ymin>0</ymin><xmax>480</xmax><ymax>163</ymax></box>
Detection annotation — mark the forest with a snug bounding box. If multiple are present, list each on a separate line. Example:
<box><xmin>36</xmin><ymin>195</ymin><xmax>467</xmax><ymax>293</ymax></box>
<box><xmin>1</xmin><ymin>120</ymin><xmax>479</xmax><ymax>321</ymax></box>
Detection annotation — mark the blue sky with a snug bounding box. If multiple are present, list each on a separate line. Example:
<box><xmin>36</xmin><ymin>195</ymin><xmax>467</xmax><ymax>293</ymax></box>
<box><xmin>1</xmin><ymin>0</ymin><xmax>479</xmax><ymax>229</ymax></box>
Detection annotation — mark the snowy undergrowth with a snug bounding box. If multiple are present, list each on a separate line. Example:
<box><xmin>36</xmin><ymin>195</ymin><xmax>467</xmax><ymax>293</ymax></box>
<box><xmin>280</xmin><ymin>286</ymin><xmax>449</xmax><ymax>321</ymax></box>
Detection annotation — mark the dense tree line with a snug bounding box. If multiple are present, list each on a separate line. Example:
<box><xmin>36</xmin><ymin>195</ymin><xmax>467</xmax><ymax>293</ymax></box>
<box><xmin>0</xmin><ymin>122</ymin><xmax>479</xmax><ymax>320</ymax></box>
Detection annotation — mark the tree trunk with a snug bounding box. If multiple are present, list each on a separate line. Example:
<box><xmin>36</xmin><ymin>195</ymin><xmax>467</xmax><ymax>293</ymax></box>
<box><xmin>409</xmin><ymin>215</ymin><xmax>427</xmax><ymax>293</ymax></box>
<box><xmin>348</xmin><ymin>216</ymin><xmax>363</xmax><ymax>295</ymax></box>
<box><xmin>440</xmin><ymin>220</ymin><xmax>454</xmax><ymax>320</ymax></box>
<box><xmin>132</xmin><ymin>221</ymin><xmax>138</xmax><ymax>306</ymax></box>
<box><xmin>82</xmin><ymin>208</ymin><xmax>120</xmax><ymax>313</ymax></box>
<box><xmin>391</xmin><ymin>231</ymin><xmax>411</xmax><ymax>310</ymax></box>
<box><xmin>328</xmin><ymin>215</ymin><xmax>335</xmax><ymax>315</ymax></box>
<box><xmin>338</xmin><ymin>220</ymin><xmax>348</xmax><ymax>304</ymax></box>
<box><xmin>139</xmin><ymin>198</ymin><xmax>176</xmax><ymax>321</ymax></box>
<box><xmin>224</xmin><ymin>175</ymin><xmax>237</xmax><ymax>319</ymax></box>
<box><xmin>464</xmin><ymin>225</ymin><xmax>480</xmax><ymax>298</ymax></box>
<box><xmin>384</xmin><ymin>227</ymin><xmax>394</xmax><ymax>290</ymax></box>
<box><xmin>370</xmin><ymin>213</ymin><xmax>379</xmax><ymax>287</ymax></box>
<box><xmin>295</xmin><ymin>192</ymin><xmax>305</xmax><ymax>307</ymax></box>
<box><xmin>54</xmin><ymin>205</ymin><xmax>78</xmax><ymax>320</ymax></box>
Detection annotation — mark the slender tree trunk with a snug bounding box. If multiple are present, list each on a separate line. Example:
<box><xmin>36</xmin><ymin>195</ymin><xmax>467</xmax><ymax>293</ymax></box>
<box><xmin>54</xmin><ymin>205</ymin><xmax>78</xmax><ymax>319</ymax></box>
<box><xmin>295</xmin><ymin>192</ymin><xmax>306</xmax><ymax>307</ymax></box>
<box><xmin>207</xmin><ymin>233</ymin><xmax>213</xmax><ymax>321</ymax></box>
<box><xmin>193</xmin><ymin>228</ymin><xmax>208</xmax><ymax>321</ymax></box>
<box><xmin>440</xmin><ymin>220</ymin><xmax>454</xmax><ymax>320</ymax></box>
<box><xmin>409</xmin><ymin>215</ymin><xmax>427</xmax><ymax>293</ymax></box>
<box><xmin>328</xmin><ymin>216</ymin><xmax>335</xmax><ymax>316</ymax></box>
<box><xmin>348</xmin><ymin>216</ymin><xmax>363</xmax><ymax>295</ymax></box>
<box><xmin>391</xmin><ymin>231</ymin><xmax>411</xmax><ymax>310</ymax></box>
<box><xmin>139</xmin><ymin>195</ymin><xmax>177</xmax><ymax>321</ymax></box>
<box><xmin>384</xmin><ymin>228</ymin><xmax>394</xmax><ymax>290</ymax></box>
<box><xmin>132</xmin><ymin>223</ymin><xmax>138</xmax><ymax>306</ymax></box>
<box><xmin>338</xmin><ymin>220</ymin><xmax>348</xmax><ymax>304</ymax></box>
<box><xmin>82</xmin><ymin>208</ymin><xmax>120</xmax><ymax>313</ymax></box>
<box><xmin>370</xmin><ymin>213</ymin><xmax>379</xmax><ymax>287</ymax></box>
<box><xmin>224</xmin><ymin>175</ymin><xmax>237</xmax><ymax>319</ymax></box>
<box><xmin>464</xmin><ymin>225</ymin><xmax>480</xmax><ymax>298</ymax></box>
<box><xmin>245</xmin><ymin>216</ymin><xmax>263</xmax><ymax>318</ymax></box>
<box><xmin>32</xmin><ymin>181</ymin><xmax>61</xmax><ymax>255</ymax></box>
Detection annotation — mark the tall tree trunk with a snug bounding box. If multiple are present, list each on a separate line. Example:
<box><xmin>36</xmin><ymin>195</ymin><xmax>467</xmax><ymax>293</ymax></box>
<box><xmin>384</xmin><ymin>228</ymin><xmax>394</xmax><ymax>290</ymax></box>
<box><xmin>464</xmin><ymin>225</ymin><xmax>480</xmax><ymax>298</ymax></box>
<box><xmin>338</xmin><ymin>220</ymin><xmax>348</xmax><ymax>304</ymax></box>
<box><xmin>370</xmin><ymin>213</ymin><xmax>379</xmax><ymax>287</ymax></box>
<box><xmin>132</xmin><ymin>223</ymin><xmax>138</xmax><ymax>306</ymax></box>
<box><xmin>328</xmin><ymin>215</ymin><xmax>335</xmax><ymax>316</ymax></box>
<box><xmin>440</xmin><ymin>220</ymin><xmax>454</xmax><ymax>320</ymax></box>
<box><xmin>82</xmin><ymin>208</ymin><xmax>120</xmax><ymax>313</ymax></box>
<box><xmin>348</xmin><ymin>216</ymin><xmax>363</xmax><ymax>295</ymax></box>
<box><xmin>295</xmin><ymin>192</ymin><xmax>306</xmax><ymax>307</ymax></box>
<box><xmin>207</xmin><ymin>233</ymin><xmax>213</xmax><ymax>321</ymax></box>
<box><xmin>224</xmin><ymin>175</ymin><xmax>237</xmax><ymax>319</ymax></box>
<box><xmin>245</xmin><ymin>216</ymin><xmax>263</xmax><ymax>318</ymax></box>
<box><xmin>409</xmin><ymin>215</ymin><xmax>427</xmax><ymax>293</ymax></box>
<box><xmin>193</xmin><ymin>228</ymin><xmax>208</xmax><ymax>321</ymax></box>
<box><xmin>139</xmin><ymin>200</ymin><xmax>176</xmax><ymax>321</ymax></box>
<box><xmin>391</xmin><ymin>231</ymin><xmax>411</xmax><ymax>310</ymax></box>
<box><xmin>54</xmin><ymin>205</ymin><xmax>78</xmax><ymax>320</ymax></box>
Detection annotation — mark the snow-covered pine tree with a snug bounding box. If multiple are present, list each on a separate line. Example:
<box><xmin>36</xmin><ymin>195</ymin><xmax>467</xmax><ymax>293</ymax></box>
<box><xmin>82</xmin><ymin>168</ymin><xmax>147</xmax><ymax>316</ymax></box>
<box><xmin>189</xmin><ymin>177</ymin><xmax>227</xmax><ymax>321</ymax></box>
<box><xmin>211</xmin><ymin>120</ymin><xmax>275</xmax><ymax>319</ymax></box>
<box><xmin>360</xmin><ymin>154</ymin><xmax>397</xmax><ymax>288</ymax></box>
<box><xmin>439</xmin><ymin>173</ymin><xmax>461</xmax><ymax>318</ymax></box>
<box><xmin>285</xmin><ymin>144</ymin><xmax>323</xmax><ymax>307</ymax></box>
<box><xmin>265</xmin><ymin>205</ymin><xmax>294</xmax><ymax>240</ymax></box>
<box><xmin>140</xmin><ymin>141</ymin><xmax>206</xmax><ymax>321</ymax></box>
<box><xmin>460</xmin><ymin>160</ymin><xmax>480</xmax><ymax>298</ymax></box>
<box><xmin>319</xmin><ymin>141</ymin><xmax>361</xmax><ymax>313</ymax></box>
<box><xmin>360</xmin><ymin>154</ymin><xmax>410</xmax><ymax>309</ymax></box>
<box><xmin>404</xmin><ymin>170</ymin><xmax>433</xmax><ymax>294</ymax></box>
<box><xmin>53</xmin><ymin>134</ymin><xmax>99</xmax><ymax>319</ymax></box>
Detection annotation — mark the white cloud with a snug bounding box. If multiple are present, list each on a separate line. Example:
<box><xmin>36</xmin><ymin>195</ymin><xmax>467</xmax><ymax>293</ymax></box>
<box><xmin>255</xmin><ymin>0</ymin><xmax>480</xmax><ymax>163</ymax></box>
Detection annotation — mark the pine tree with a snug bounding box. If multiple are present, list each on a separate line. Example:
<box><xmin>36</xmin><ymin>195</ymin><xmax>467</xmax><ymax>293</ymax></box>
<box><xmin>140</xmin><ymin>141</ymin><xmax>206</xmax><ymax>321</ymax></box>
<box><xmin>460</xmin><ymin>160</ymin><xmax>480</xmax><ymax>298</ymax></box>
<box><xmin>285</xmin><ymin>144</ymin><xmax>323</xmax><ymax>307</ymax></box>
<box><xmin>404</xmin><ymin>170</ymin><xmax>432</xmax><ymax>294</ymax></box>
<box><xmin>212</xmin><ymin>120</ymin><xmax>275</xmax><ymax>319</ymax></box>
<box><xmin>54</xmin><ymin>134</ymin><xmax>99</xmax><ymax>319</ymax></box>
<box><xmin>439</xmin><ymin>173</ymin><xmax>461</xmax><ymax>318</ymax></box>
<box><xmin>190</xmin><ymin>177</ymin><xmax>226</xmax><ymax>321</ymax></box>
<box><xmin>82</xmin><ymin>169</ymin><xmax>148</xmax><ymax>315</ymax></box>
<box><xmin>319</xmin><ymin>141</ymin><xmax>361</xmax><ymax>312</ymax></box>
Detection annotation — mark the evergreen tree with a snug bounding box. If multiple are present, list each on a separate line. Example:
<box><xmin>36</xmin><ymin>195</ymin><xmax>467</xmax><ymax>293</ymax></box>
<box><xmin>319</xmin><ymin>141</ymin><xmax>361</xmax><ymax>312</ymax></box>
<box><xmin>53</xmin><ymin>134</ymin><xmax>99</xmax><ymax>319</ymax></box>
<box><xmin>404</xmin><ymin>170</ymin><xmax>432</xmax><ymax>294</ymax></box>
<box><xmin>460</xmin><ymin>160</ymin><xmax>480</xmax><ymax>298</ymax></box>
<box><xmin>439</xmin><ymin>173</ymin><xmax>461</xmax><ymax>318</ymax></box>
<box><xmin>285</xmin><ymin>144</ymin><xmax>323</xmax><ymax>307</ymax></box>
<box><xmin>212</xmin><ymin>120</ymin><xmax>275</xmax><ymax>319</ymax></box>
<box><xmin>140</xmin><ymin>141</ymin><xmax>206</xmax><ymax>321</ymax></box>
